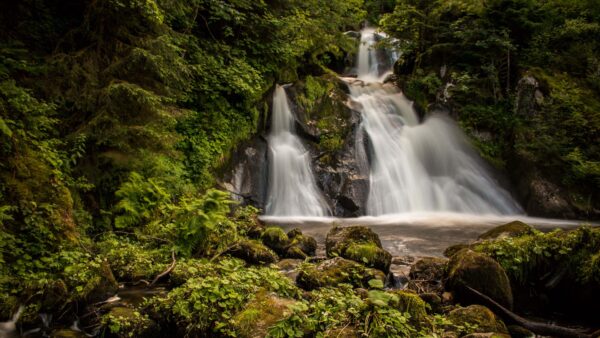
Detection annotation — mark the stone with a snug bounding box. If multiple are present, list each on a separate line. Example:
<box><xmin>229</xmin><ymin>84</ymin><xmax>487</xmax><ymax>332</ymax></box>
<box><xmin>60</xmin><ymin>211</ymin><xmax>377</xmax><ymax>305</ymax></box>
<box><xmin>419</xmin><ymin>293</ymin><xmax>442</xmax><ymax>313</ymax></box>
<box><xmin>261</xmin><ymin>226</ymin><xmax>290</xmax><ymax>254</ymax></box>
<box><xmin>444</xmin><ymin>244</ymin><xmax>470</xmax><ymax>258</ymax></box>
<box><xmin>232</xmin><ymin>292</ymin><xmax>296</xmax><ymax>338</ymax></box>
<box><xmin>326</xmin><ymin>226</ymin><xmax>392</xmax><ymax>272</ymax></box>
<box><xmin>409</xmin><ymin>257</ymin><xmax>448</xmax><ymax>292</ymax></box>
<box><xmin>507</xmin><ymin>325</ymin><xmax>535</xmax><ymax>338</ymax></box>
<box><xmin>447</xmin><ymin>305</ymin><xmax>508</xmax><ymax>334</ymax></box>
<box><xmin>446</xmin><ymin>250</ymin><xmax>513</xmax><ymax>310</ymax></box>
<box><xmin>478</xmin><ymin>221</ymin><xmax>534</xmax><ymax>240</ymax></box>
<box><xmin>296</xmin><ymin>257</ymin><xmax>386</xmax><ymax>291</ymax></box>
<box><xmin>102</xmin><ymin>306</ymin><xmax>158</xmax><ymax>338</ymax></box>
<box><xmin>286</xmin><ymin>229</ymin><xmax>317</xmax><ymax>257</ymax></box>
<box><xmin>228</xmin><ymin>240</ymin><xmax>278</xmax><ymax>265</ymax></box>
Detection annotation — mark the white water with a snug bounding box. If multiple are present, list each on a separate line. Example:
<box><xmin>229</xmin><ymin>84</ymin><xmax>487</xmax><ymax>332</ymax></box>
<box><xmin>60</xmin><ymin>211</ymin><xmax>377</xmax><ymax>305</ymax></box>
<box><xmin>265</xmin><ymin>85</ymin><xmax>329</xmax><ymax>216</ymax></box>
<box><xmin>351</xmin><ymin>28</ymin><xmax>523</xmax><ymax>216</ymax></box>
<box><xmin>0</xmin><ymin>306</ymin><xmax>23</xmax><ymax>338</ymax></box>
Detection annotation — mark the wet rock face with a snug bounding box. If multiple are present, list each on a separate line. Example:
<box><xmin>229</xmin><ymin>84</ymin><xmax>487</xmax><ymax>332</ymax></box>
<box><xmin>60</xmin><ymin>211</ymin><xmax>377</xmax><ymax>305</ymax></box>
<box><xmin>515</xmin><ymin>75</ymin><xmax>542</xmax><ymax>117</ymax></box>
<box><xmin>445</xmin><ymin>250</ymin><xmax>513</xmax><ymax>310</ymax></box>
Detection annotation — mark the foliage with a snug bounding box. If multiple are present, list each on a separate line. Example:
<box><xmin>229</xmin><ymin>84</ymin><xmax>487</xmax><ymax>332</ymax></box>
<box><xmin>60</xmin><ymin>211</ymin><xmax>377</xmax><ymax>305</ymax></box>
<box><xmin>475</xmin><ymin>226</ymin><xmax>600</xmax><ymax>285</ymax></box>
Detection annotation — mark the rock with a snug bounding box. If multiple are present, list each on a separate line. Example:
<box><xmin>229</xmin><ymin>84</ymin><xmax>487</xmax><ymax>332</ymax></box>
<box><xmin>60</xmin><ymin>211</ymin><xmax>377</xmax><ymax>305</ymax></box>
<box><xmin>515</xmin><ymin>75</ymin><xmax>540</xmax><ymax>117</ymax></box>
<box><xmin>87</xmin><ymin>261</ymin><xmax>119</xmax><ymax>304</ymax></box>
<box><xmin>261</xmin><ymin>227</ymin><xmax>290</xmax><ymax>254</ymax></box>
<box><xmin>526</xmin><ymin>177</ymin><xmax>573</xmax><ymax>217</ymax></box>
<box><xmin>286</xmin><ymin>228</ymin><xmax>317</xmax><ymax>257</ymax></box>
<box><xmin>507</xmin><ymin>325</ymin><xmax>535</xmax><ymax>338</ymax></box>
<box><xmin>478</xmin><ymin>221</ymin><xmax>534</xmax><ymax>240</ymax></box>
<box><xmin>447</xmin><ymin>305</ymin><xmax>508</xmax><ymax>334</ymax></box>
<box><xmin>389</xmin><ymin>291</ymin><xmax>429</xmax><ymax>325</ymax></box>
<box><xmin>102</xmin><ymin>306</ymin><xmax>158</xmax><ymax>338</ymax></box>
<box><xmin>419</xmin><ymin>293</ymin><xmax>442</xmax><ymax>313</ymax></box>
<box><xmin>462</xmin><ymin>333</ymin><xmax>510</xmax><ymax>338</ymax></box>
<box><xmin>444</xmin><ymin>244</ymin><xmax>469</xmax><ymax>258</ymax></box>
<box><xmin>228</xmin><ymin>240</ymin><xmax>278</xmax><ymax>265</ymax></box>
<box><xmin>296</xmin><ymin>257</ymin><xmax>386</xmax><ymax>290</ymax></box>
<box><xmin>50</xmin><ymin>329</ymin><xmax>88</xmax><ymax>338</ymax></box>
<box><xmin>326</xmin><ymin>226</ymin><xmax>391</xmax><ymax>272</ymax></box>
<box><xmin>232</xmin><ymin>292</ymin><xmax>296</xmax><ymax>338</ymax></box>
<box><xmin>408</xmin><ymin>257</ymin><xmax>447</xmax><ymax>293</ymax></box>
<box><xmin>446</xmin><ymin>250</ymin><xmax>513</xmax><ymax>310</ymax></box>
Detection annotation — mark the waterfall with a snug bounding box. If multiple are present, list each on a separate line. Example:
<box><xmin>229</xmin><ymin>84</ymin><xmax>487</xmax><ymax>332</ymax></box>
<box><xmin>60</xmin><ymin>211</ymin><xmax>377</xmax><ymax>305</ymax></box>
<box><xmin>265</xmin><ymin>85</ymin><xmax>329</xmax><ymax>216</ymax></box>
<box><xmin>350</xmin><ymin>28</ymin><xmax>523</xmax><ymax>216</ymax></box>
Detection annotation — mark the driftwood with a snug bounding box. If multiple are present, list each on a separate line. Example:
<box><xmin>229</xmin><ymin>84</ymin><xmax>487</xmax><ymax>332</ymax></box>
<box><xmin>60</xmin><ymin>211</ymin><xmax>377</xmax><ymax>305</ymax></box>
<box><xmin>149</xmin><ymin>250</ymin><xmax>176</xmax><ymax>287</ymax></box>
<box><xmin>464</xmin><ymin>285</ymin><xmax>593</xmax><ymax>338</ymax></box>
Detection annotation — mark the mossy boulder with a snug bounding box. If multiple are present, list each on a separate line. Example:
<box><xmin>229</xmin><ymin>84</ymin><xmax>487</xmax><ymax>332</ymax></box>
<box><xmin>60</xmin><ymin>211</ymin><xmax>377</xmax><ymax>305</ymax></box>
<box><xmin>296</xmin><ymin>257</ymin><xmax>386</xmax><ymax>290</ymax></box>
<box><xmin>228</xmin><ymin>240</ymin><xmax>278</xmax><ymax>265</ymax></box>
<box><xmin>408</xmin><ymin>257</ymin><xmax>447</xmax><ymax>293</ymax></box>
<box><xmin>478</xmin><ymin>221</ymin><xmax>534</xmax><ymax>240</ymax></box>
<box><xmin>50</xmin><ymin>329</ymin><xmax>88</xmax><ymax>338</ymax></box>
<box><xmin>261</xmin><ymin>227</ymin><xmax>290</xmax><ymax>254</ymax></box>
<box><xmin>419</xmin><ymin>293</ymin><xmax>442</xmax><ymax>313</ymax></box>
<box><xmin>446</xmin><ymin>250</ymin><xmax>513</xmax><ymax>310</ymax></box>
<box><xmin>326</xmin><ymin>226</ymin><xmax>391</xmax><ymax>272</ymax></box>
<box><xmin>232</xmin><ymin>291</ymin><xmax>296</xmax><ymax>337</ymax></box>
<box><xmin>286</xmin><ymin>228</ymin><xmax>317</xmax><ymax>257</ymax></box>
<box><xmin>447</xmin><ymin>305</ymin><xmax>508</xmax><ymax>335</ymax></box>
<box><xmin>101</xmin><ymin>306</ymin><xmax>158</xmax><ymax>338</ymax></box>
<box><xmin>389</xmin><ymin>290</ymin><xmax>429</xmax><ymax>325</ymax></box>
<box><xmin>444</xmin><ymin>244</ymin><xmax>470</xmax><ymax>258</ymax></box>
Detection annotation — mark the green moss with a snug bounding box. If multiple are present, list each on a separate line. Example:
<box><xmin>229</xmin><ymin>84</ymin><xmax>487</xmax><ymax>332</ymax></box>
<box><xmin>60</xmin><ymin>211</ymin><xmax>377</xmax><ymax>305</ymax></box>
<box><xmin>390</xmin><ymin>291</ymin><xmax>429</xmax><ymax>326</ymax></box>
<box><xmin>344</xmin><ymin>242</ymin><xmax>392</xmax><ymax>272</ymax></box>
<box><xmin>447</xmin><ymin>305</ymin><xmax>508</xmax><ymax>335</ymax></box>
<box><xmin>261</xmin><ymin>227</ymin><xmax>290</xmax><ymax>254</ymax></box>
<box><xmin>229</xmin><ymin>239</ymin><xmax>279</xmax><ymax>265</ymax></box>
<box><xmin>296</xmin><ymin>257</ymin><xmax>386</xmax><ymax>290</ymax></box>
<box><xmin>101</xmin><ymin>306</ymin><xmax>155</xmax><ymax>338</ymax></box>
<box><xmin>478</xmin><ymin>221</ymin><xmax>534</xmax><ymax>240</ymax></box>
<box><xmin>233</xmin><ymin>291</ymin><xmax>296</xmax><ymax>337</ymax></box>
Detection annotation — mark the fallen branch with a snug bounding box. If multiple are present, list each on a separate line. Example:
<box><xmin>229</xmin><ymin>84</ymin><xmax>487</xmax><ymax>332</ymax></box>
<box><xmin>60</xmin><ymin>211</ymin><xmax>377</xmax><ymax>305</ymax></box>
<box><xmin>149</xmin><ymin>250</ymin><xmax>176</xmax><ymax>287</ymax></box>
<box><xmin>464</xmin><ymin>285</ymin><xmax>593</xmax><ymax>338</ymax></box>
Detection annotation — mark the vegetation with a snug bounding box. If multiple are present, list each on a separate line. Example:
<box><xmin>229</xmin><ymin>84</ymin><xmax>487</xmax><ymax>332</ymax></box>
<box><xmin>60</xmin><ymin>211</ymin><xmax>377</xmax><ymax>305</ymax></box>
<box><xmin>1</xmin><ymin>0</ymin><xmax>599</xmax><ymax>336</ymax></box>
<box><xmin>380</xmin><ymin>0</ymin><xmax>600</xmax><ymax>216</ymax></box>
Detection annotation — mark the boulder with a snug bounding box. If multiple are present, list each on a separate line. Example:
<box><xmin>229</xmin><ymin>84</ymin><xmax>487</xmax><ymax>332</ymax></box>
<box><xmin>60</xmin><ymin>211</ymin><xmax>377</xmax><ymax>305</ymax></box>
<box><xmin>261</xmin><ymin>227</ymin><xmax>290</xmax><ymax>254</ymax></box>
<box><xmin>286</xmin><ymin>228</ymin><xmax>317</xmax><ymax>257</ymax></box>
<box><xmin>478</xmin><ymin>221</ymin><xmax>534</xmax><ymax>240</ymax></box>
<box><xmin>228</xmin><ymin>240</ymin><xmax>278</xmax><ymax>265</ymax></box>
<box><xmin>419</xmin><ymin>293</ymin><xmax>442</xmax><ymax>313</ymax></box>
<box><xmin>389</xmin><ymin>291</ymin><xmax>429</xmax><ymax>325</ymax></box>
<box><xmin>296</xmin><ymin>257</ymin><xmax>386</xmax><ymax>290</ymax></box>
<box><xmin>444</xmin><ymin>244</ymin><xmax>470</xmax><ymax>258</ymax></box>
<box><xmin>326</xmin><ymin>226</ymin><xmax>391</xmax><ymax>272</ymax></box>
<box><xmin>447</xmin><ymin>305</ymin><xmax>508</xmax><ymax>334</ymax></box>
<box><xmin>446</xmin><ymin>250</ymin><xmax>513</xmax><ymax>310</ymax></box>
<box><xmin>232</xmin><ymin>292</ymin><xmax>296</xmax><ymax>338</ymax></box>
<box><xmin>409</xmin><ymin>257</ymin><xmax>448</xmax><ymax>293</ymax></box>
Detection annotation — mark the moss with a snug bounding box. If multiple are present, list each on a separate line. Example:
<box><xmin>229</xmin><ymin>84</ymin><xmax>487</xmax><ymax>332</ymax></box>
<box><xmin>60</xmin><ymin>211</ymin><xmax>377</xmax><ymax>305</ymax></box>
<box><xmin>232</xmin><ymin>291</ymin><xmax>296</xmax><ymax>337</ymax></box>
<box><xmin>344</xmin><ymin>242</ymin><xmax>392</xmax><ymax>272</ymax></box>
<box><xmin>444</xmin><ymin>244</ymin><xmax>471</xmax><ymax>258</ymax></box>
<box><xmin>296</xmin><ymin>257</ymin><xmax>386</xmax><ymax>291</ymax></box>
<box><xmin>287</xmin><ymin>230</ymin><xmax>317</xmax><ymax>257</ymax></box>
<box><xmin>390</xmin><ymin>291</ymin><xmax>429</xmax><ymax>326</ymax></box>
<box><xmin>261</xmin><ymin>227</ymin><xmax>290</xmax><ymax>254</ymax></box>
<box><xmin>446</xmin><ymin>250</ymin><xmax>513</xmax><ymax>309</ymax></box>
<box><xmin>447</xmin><ymin>305</ymin><xmax>508</xmax><ymax>335</ymax></box>
<box><xmin>326</xmin><ymin>226</ymin><xmax>391</xmax><ymax>272</ymax></box>
<box><xmin>478</xmin><ymin>221</ymin><xmax>534</xmax><ymax>240</ymax></box>
<box><xmin>228</xmin><ymin>239</ymin><xmax>279</xmax><ymax>265</ymax></box>
<box><xmin>50</xmin><ymin>329</ymin><xmax>88</xmax><ymax>338</ymax></box>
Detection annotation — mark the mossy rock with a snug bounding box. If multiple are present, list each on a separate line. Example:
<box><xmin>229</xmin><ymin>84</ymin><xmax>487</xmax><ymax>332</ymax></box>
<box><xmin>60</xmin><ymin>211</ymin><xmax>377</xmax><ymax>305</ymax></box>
<box><xmin>446</xmin><ymin>250</ymin><xmax>513</xmax><ymax>310</ymax></box>
<box><xmin>409</xmin><ymin>257</ymin><xmax>448</xmax><ymax>281</ymax></box>
<box><xmin>296</xmin><ymin>257</ymin><xmax>386</xmax><ymax>290</ymax></box>
<box><xmin>286</xmin><ymin>228</ymin><xmax>317</xmax><ymax>257</ymax></box>
<box><xmin>444</xmin><ymin>244</ymin><xmax>470</xmax><ymax>258</ymax></box>
<box><xmin>228</xmin><ymin>240</ymin><xmax>279</xmax><ymax>265</ymax></box>
<box><xmin>462</xmin><ymin>333</ymin><xmax>511</xmax><ymax>338</ymax></box>
<box><xmin>101</xmin><ymin>306</ymin><xmax>158</xmax><ymax>338</ymax></box>
<box><xmin>419</xmin><ymin>292</ymin><xmax>442</xmax><ymax>313</ymax></box>
<box><xmin>261</xmin><ymin>227</ymin><xmax>290</xmax><ymax>254</ymax></box>
<box><xmin>50</xmin><ymin>329</ymin><xmax>88</xmax><ymax>338</ymax></box>
<box><xmin>478</xmin><ymin>221</ymin><xmax>534</xmax><ymax>240</ymax></box>
<box><xmin>326</xmin><ymin>226</ymin><xmax>391</xmax><ymax>272</ymax></box>
<box><xmin>389</xmin><ymin>290</ymin><xmax>429</xmax><ymax>325</ymax></box>
<box><xmin>232</xmin><ymin>291</ymin><xmax>296</xmax><ymax>338</ymax></box>
<box><xmin>507</xmin><ymin>325</ymin><xmax>535</xmax><ymax>338</ymax></box>
<box><xmin>447</xmin><ymin>305</ymin><xmax>508</xmax><ymax>334</ymax></box>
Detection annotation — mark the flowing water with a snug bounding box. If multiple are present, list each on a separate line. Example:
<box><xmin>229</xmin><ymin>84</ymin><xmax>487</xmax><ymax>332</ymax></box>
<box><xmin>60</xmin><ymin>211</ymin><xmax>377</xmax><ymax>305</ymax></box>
<box><xmin>265</xmin><ymin>85</ymin><xmax>329</xmax><ymax>216</ymax></box>
<box><xmin>351</xmin><ymin>28</ymin><xmax>523</xmax><ymax>216</ymax></box>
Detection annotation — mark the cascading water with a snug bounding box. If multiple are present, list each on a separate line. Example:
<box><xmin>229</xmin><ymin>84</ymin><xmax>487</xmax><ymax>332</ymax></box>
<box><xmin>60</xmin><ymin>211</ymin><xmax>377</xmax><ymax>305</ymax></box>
<box><xmin>350</xmin><ymin>28</ymin><xmax>523</xmax><ymax>215</ymax></box>
<box><xmin>265</xmin><ymin>85</ymin><xmax>329</xmax><ymax>216</ymax></box>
